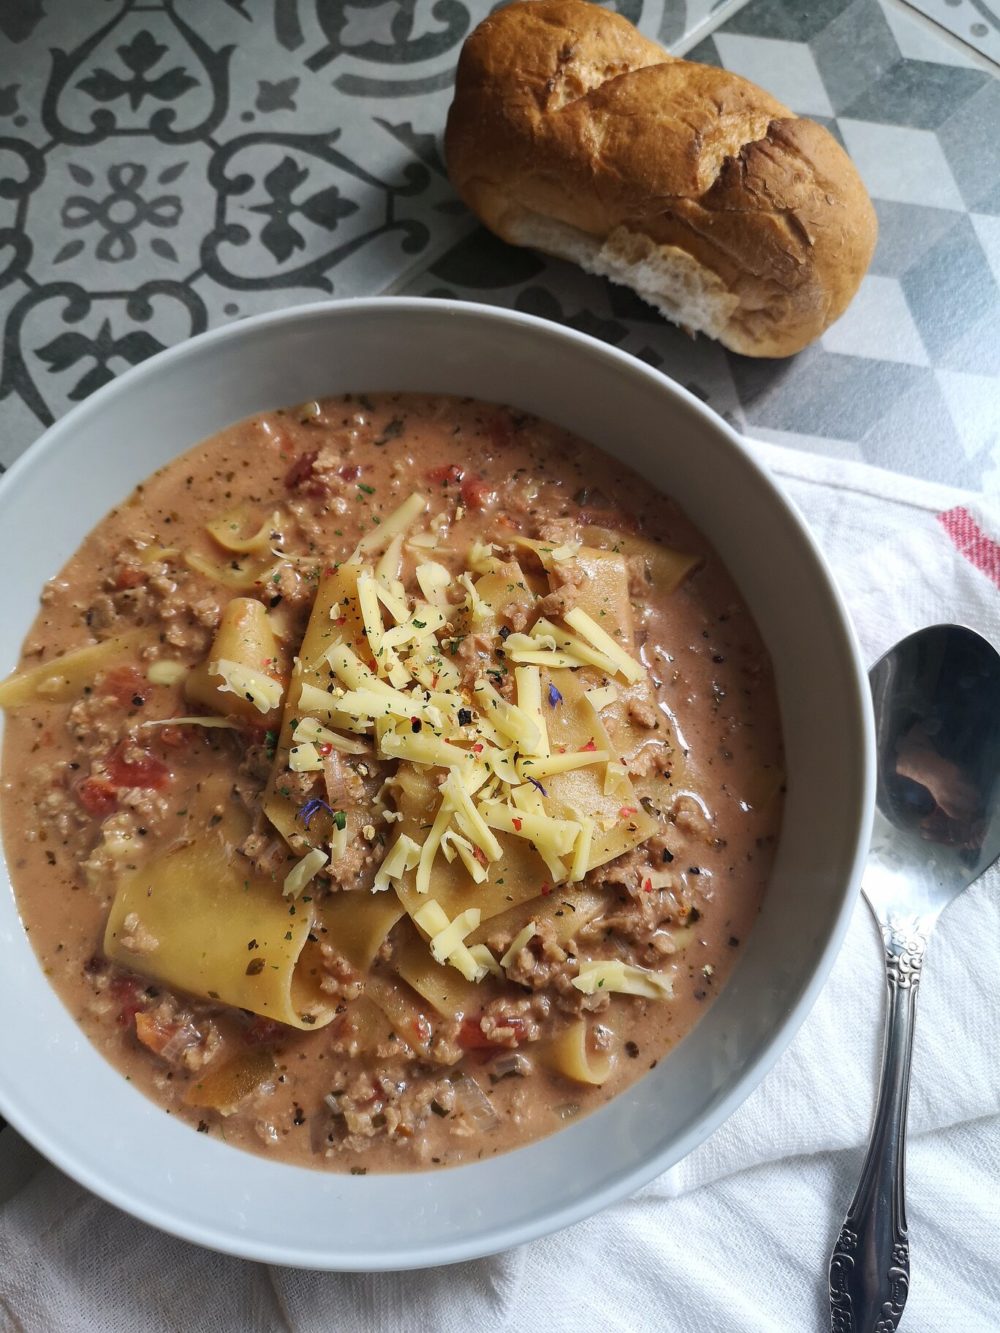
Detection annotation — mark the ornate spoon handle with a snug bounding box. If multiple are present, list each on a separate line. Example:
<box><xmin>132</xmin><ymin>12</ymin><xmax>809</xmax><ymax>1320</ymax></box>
<box><xmin>829</xmin><ymin>920</ymin><xmax>929</xmax><ymax>1333</ymax></box>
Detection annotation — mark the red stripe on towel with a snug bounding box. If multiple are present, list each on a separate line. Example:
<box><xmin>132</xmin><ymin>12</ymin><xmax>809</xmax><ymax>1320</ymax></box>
<box><xmin>937</xmin><ymin>506</ymin><xmax>1000</xmax><ymax>590</ymax></box>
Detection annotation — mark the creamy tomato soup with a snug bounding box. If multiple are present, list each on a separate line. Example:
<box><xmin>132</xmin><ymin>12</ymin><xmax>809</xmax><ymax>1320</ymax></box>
<box><xmin>0</xmin><ymin>394</ymin><xmax>782</xmax><ymax>1171</ymax></box>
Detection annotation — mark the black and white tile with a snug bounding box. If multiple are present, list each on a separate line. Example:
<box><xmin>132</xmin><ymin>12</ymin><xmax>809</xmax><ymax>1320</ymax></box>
<box><xmin>0</xmin><ymin>0</ymin><xmax>997</xmax><ymax>494</ymax></box>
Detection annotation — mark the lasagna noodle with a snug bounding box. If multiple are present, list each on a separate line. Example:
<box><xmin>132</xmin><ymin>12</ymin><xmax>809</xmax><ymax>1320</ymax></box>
<box><xmin>467</xmin><ymin>882</ymin><xmax>608</xmax><ymax>949</ymax></box>
<box><xmin>542</xmin><ymin>668</ymin><xmax>657</xmax><ymax>867</ymax></box>
<box><xmin>391</xmin><ymin>918</ymin><xmax>484</xmax><ymax>1018</ymax></box>
<box><xmin>185</xmin><ymin>597</ymin><xmax>284</xmax><ymax>725</ymax></box>
<box><xmin>0</xmin><ymin>630</ymin><xmax>147</xmax><ymax>709</ymax></box>
<box><xmin>262</xmin><ymin>563</ymin><xmax>368</xmax><ymax>849</ymax></box>
<box><xmin>319</xmin><ymin>891</ymin><xmax>404</xmax><ymax>972</ymax></box>
<box><xmin>392</xmin><ymin>763</ymin><xmax>550</xmax><ymax>921</ymax></box>
<box><xmin>541</xmin><ymin>1019</ymin><xmax>615</xmax><ymax>1086</ymax></box>
<box><xmin>103</xmin><ymin>834</ymin><xmax>334</xmax><ymax>1030</ymax></box>
<box><xmin>523</xmin><ymin>541</ymin><xmax>671</xmax><ymax>762</ymax></box>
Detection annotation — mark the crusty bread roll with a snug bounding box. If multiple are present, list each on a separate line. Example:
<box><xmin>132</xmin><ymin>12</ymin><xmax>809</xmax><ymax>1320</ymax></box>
<box><xmin>445</xmin><ymin>0</ymin><xmax>877</xmax><ymax>358</ymax></box>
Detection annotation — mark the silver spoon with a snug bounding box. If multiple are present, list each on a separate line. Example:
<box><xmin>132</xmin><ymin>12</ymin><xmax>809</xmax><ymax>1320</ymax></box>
<box><xmin>829</xmin><ymin>624</ymin><xmax>1000</xmax><ymax>1332</ymax></box>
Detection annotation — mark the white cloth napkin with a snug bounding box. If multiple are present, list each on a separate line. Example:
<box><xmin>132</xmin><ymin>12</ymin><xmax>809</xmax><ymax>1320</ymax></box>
<box><xmin>3</xmin><ymin>442</ymin><xmax>1000</xmax><ymax>1333</ymax></box>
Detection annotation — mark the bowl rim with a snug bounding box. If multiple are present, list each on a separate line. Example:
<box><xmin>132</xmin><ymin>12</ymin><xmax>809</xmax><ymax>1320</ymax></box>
<box><xmin>0</xmin><ymin>295</ymin><xmax>874</xmax><ymax>1269</ymax></box>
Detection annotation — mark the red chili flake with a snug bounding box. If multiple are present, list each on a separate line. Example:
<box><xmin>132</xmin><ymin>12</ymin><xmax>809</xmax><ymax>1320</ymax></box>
<box><xmin>334</xmin><ymin>615</ymin><xmax>347</xmax><ymax>626</ymax></box>
<box><xmin>619</xmin><ymin>805</ymin><xmax>638</xmax><ymax>818</ymax></box>
<box><xmin>317</xmin><ymin>743</ymin><xmax>333</xmax><ymax>756</ymax></box>
<box><xmin>643</xmin><ymin>878</ymin><xmax>653</xmax><ymax>894</ymax></box>
<box><xmin>580</xmin><ymin>739</ymin><xmax>597</xmax><ymax>753</ymax></box>
<box><xmin>473</xmin><ymin>847</ymin><xmax>488</xmax><ymax>867</ymax></box>
<box><xmin>471</xmin><ymin>742</ymin><xmax>484</xmax><ymax>753</ymax></box>
<box><xmin>512</xmin><ymin>816</ymin><xmax>523</xmax><ymax>832</ymax></box>
<box><xmin>540</xmin><ymin>883</ymin><xmax>552</xmax><ymax>896</ymax></box>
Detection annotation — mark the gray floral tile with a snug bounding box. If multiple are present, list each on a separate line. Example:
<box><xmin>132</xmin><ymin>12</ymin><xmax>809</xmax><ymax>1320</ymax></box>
<box><xmin>903</xmin><ymin>0</ymin><xmax>1000</xmax><ymax>64</ymax></box>
<box><xmin>0</xmin><ymin>0</ymin><xmax>997</xmax><ymax>499</ymax></box>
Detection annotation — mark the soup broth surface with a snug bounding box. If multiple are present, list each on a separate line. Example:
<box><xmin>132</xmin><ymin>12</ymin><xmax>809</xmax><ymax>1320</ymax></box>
<box><xmin>1</xmin><ymin>393</ymin><xmax>782</xmax><ymax>1170</ymax></box>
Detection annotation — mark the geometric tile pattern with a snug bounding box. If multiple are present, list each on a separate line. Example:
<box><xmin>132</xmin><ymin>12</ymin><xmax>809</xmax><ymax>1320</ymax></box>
<box><xmin>904</xmin><ymin>0</ymin><xmax>1000</xmax><ymax>65</ymax></box>
<box><xmin>0</xmin><ymin>0</ymin><xmax>997</xmax><ymax>498</ymax></box>
<box><xmin>403</xmin><ymin>0</ymin><xmax>1000</xmax><ymax>493</ymax></box>
<box><xmin>0</xmin><ymin>0</ymin><xmax>750</xmax><ymax>471</ymax></box>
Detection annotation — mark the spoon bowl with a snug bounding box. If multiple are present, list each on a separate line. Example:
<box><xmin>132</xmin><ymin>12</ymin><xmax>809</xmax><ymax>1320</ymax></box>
<box><xmin>866</xmin><ymin>624</ymin><xmax>1000</xmax><ymax>920</ymax></box>
<box><xmin>830</xmin><ymin>624</ymin><xmax>1000</xmax><ymax>1333</ymax></box>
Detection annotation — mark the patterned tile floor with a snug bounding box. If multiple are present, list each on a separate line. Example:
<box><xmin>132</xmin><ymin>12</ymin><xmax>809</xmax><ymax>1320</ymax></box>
<box><xmin>0</xmin><ymin>0</ymin><xmax>997</xmax><ymax>493</ymax></box>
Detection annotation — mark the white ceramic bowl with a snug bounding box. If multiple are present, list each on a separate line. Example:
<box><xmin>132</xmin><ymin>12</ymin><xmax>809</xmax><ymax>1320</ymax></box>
<box><xmin>0</xmin><ymin>298</ymin><xmax>873</xmax><ymax>1269</ymax></box>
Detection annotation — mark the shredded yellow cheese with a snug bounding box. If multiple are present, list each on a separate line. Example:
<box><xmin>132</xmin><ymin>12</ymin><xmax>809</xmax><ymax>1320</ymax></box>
<box><xmin>380</xmin><ymin>730</ymin><xmax>471</xmax><ymax>769</ymax></box>
<box><xmin>518</xmin><ymin>750</ymin><xmax>611</xmax><ymax>779</ymax></box>
<box><xmin>415</xmin><ymin>796</ymin><xmax>453</xmax><ymax>895</ymax></box>
<box><xmin>585</xmin><ymin>684</ymin><xmax>619</xmax><ymax>710</ymax></box>
<box><xmin>415</xmin><ymin>561</ymin><xmax>451</xmax><ymax>606</ymax></box>
<box><xmin>569</xmin><ymin>817</ymin><xmax>594</xmax><ymax>883</ymax></box>
<box><xmin>441</xmin><ymin>830</ymin><xmax>488</xmax><ymax>884</ymax></box>
<box><xmin>441</xmin><ymin>769</ymin><xmax>503</xmax><ymax>862</ymax></box>
<box><xmin>412</xmin><ymin>900</ymin><xmax>486</xmax><ymax>982</ymax></box>
<box><xmin>289</xmin><ymin>741</ymin><xmax>324</xmax><ymax>772</ymax></box>
<box><xmin>531</xmin><ymin>618</ymin><xmax>619</xmax><ymax>676</ymax></box>
<box><xmin>478</xmin><ymin>801</ymin><xmax>580</xmax><ymax>857</ymax></box>
<box><xmin>283</xmin><ymin>847</ymin><xmax>328</xmax><ymax>899</ymax></box>
<box><xmin>515</xmin><ymin>665</ymin><xmax>549</xmax><ymax>758</ymax></box>
<box><xmin>473</xmin><ymin>677</ymin><xmax>540</xmax><ymax>753</ymax></box>
<box><xmin>468</xmin><ymin>943</ymin><xmax>502</xmax><ymax>977</ymax></box>
<box><xmin>210</xmin><ymin>659</ymin><xmax>283</xmax><ymax>715</ymax></box>
<box><xmin>563</xmin><ymin>608</ymin><xmax>644</xmax><ymax>683</ymax></box>
<box><xmin>349</xmin><ymin>492</ymin><xmax>426</xmax><ymax>562</ymax></box>
<box><xmin>293</xmin><ymin>716</ymin><xmax>369</xmax><ymax>755</ymax></box>
<box><xmin>372</xmin><ymin>833</ymin><xmax>421</xmax><ymax>893</ymax></box>
<box><xmin>296</xmin><ymin>682</ymin><xmax>369</xmax><ymax>732</ymax></box>
<box><xmin>572</xmin><ymin>960</ymin><xmax>675</xmax><ymax>998</ymax></box>
<box><xmin>141</xmin><ymin>715</ymin><xmax>239</xmax><ymax>731</ymax></box>
<box><xmin>500</xmin><ymin>922</ymin><xmax>537</xmax><ymax>970</ymax></box>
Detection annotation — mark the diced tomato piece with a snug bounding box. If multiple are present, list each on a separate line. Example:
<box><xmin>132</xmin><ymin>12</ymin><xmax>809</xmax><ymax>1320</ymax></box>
<box><xmin>427</xmin><ymin>463</ymin><xmax>465</xmax><ymax>485</ymax></box>
<box><xmin>284</xmin><ymin>448</ymin><xmax>318</xmax><ymax>489</ymax></box>
<box><xmin>77</xmin><ymin>775</ymin><xmax>118</xmax><ymax>817</ymax></box>
<box><xmin>110</xmin><ymin>974</ymin><xmax>144</xmax><ymax>1028</ymax></box>
<box><xmin>113</xmin><ymin>566</ymin><xmax>144</xmax><ymax>591</ymax></box>
<box><xmin>100</xmin><ymin>664</ymin><xmax>146</xmax><ymax>708</ymax></box>
<box><xmin>106</xmin><ymin>743</ymin><xmax>169</xmax><ymax>790</ymax></box>
<box><xmin>457</xmin><ymin>1015</ymin><xmax>527</xmax><ymax>1049</ymax></box>
<box><xmin>460</xmin><ymin>476</ymin><xmax>495</xmax><ymax>510</ymax></box>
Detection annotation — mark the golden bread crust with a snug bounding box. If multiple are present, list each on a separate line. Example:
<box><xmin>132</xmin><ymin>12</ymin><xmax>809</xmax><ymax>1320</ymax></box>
<box><xmin>445</xmin><ymin>0</ymin><xmax>877</xmax><ymax>357</ymax></box>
